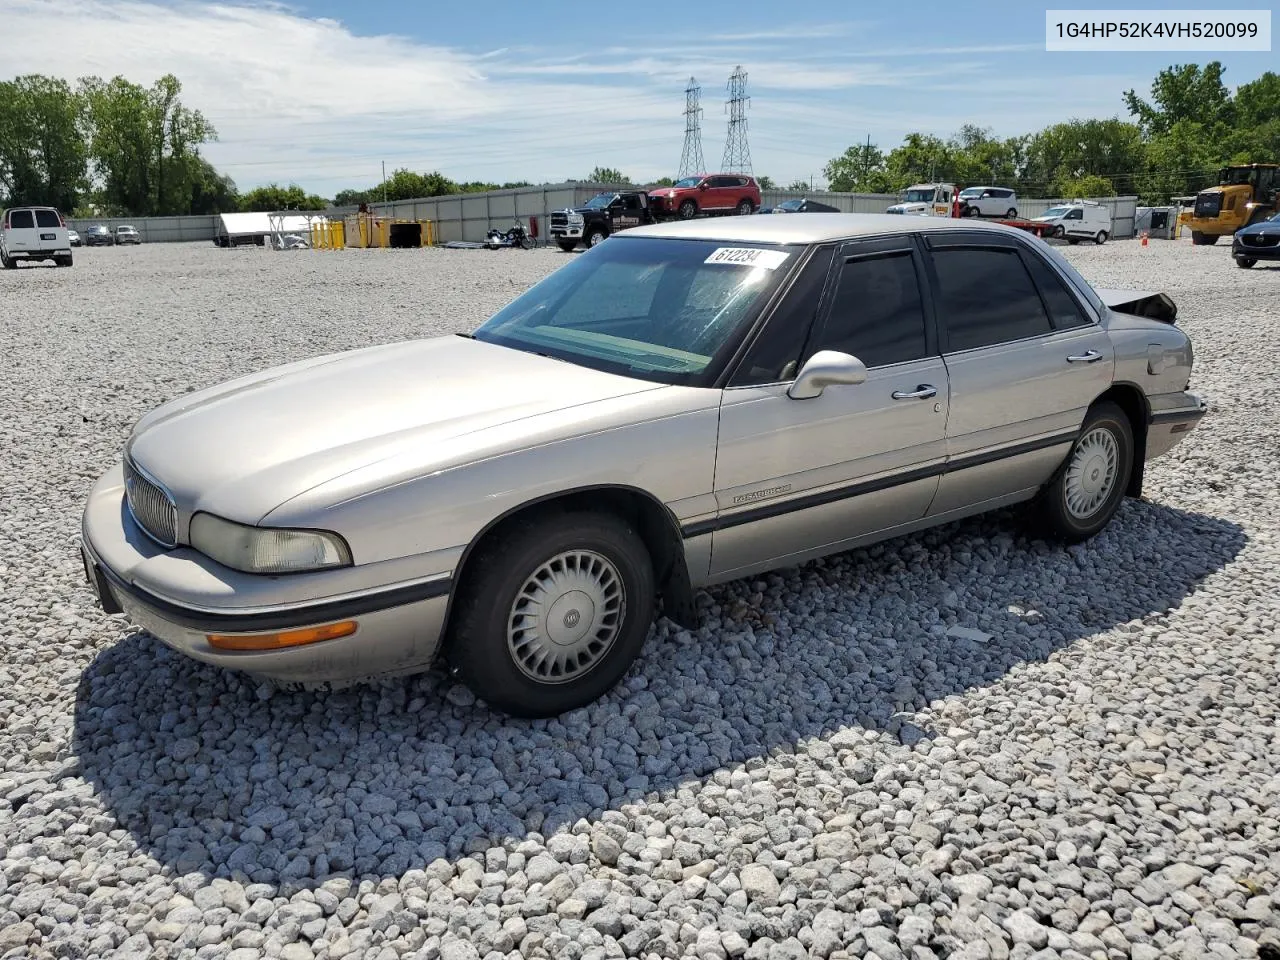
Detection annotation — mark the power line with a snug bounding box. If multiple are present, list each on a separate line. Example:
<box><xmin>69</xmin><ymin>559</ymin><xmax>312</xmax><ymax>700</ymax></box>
<box><xmin>677</xmin><ymin>77</ymin><xmax>706</xmax><ymax>179</ymax></box>
<box><xmin>721</xmin><ymin>66</ymin><xmax>752</xmax><ymax>175</ymax></box>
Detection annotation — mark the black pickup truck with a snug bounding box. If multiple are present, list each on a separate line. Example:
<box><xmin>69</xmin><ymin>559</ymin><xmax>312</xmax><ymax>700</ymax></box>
<box><xmin>549</xmin><ymin>191</ymin><xmax>657</xmax><ymax>251</ymax></box>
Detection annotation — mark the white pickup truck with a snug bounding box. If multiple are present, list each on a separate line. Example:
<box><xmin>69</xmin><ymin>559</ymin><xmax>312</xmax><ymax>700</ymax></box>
<box><xmin>1</xmin><ymin>206</ymin><xmax>74</xmax><ymax>268</ymax></box>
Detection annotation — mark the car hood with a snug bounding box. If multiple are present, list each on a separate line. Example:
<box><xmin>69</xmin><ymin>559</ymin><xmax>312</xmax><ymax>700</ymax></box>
<box><xmin>126</xmin><ymin>336</ymin><xmax>668</xmax><ymax>525</ymax></box>
<box><xmin>1237</xmin><ymin>218</ymin><xmax>1280</xmax><ymax>236</ymax></box>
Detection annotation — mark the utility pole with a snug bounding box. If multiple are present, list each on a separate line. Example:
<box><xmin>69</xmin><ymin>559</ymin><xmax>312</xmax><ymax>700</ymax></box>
<box><xmin>382</xmin><ymin>161</ymin><xmax>387</xmax><ymax>207</ymax></box>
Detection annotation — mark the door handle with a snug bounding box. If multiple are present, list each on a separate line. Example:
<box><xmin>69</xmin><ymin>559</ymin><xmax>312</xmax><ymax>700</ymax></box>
<box><xmin>1066</xmin><ymin>349</ymin><xmax>1103</xmax><ymax>363</ymax></box>
<box><xmin>892</xmin><ymin>384</ymin><xmax>937</xmax><ymax>400</ymax></box>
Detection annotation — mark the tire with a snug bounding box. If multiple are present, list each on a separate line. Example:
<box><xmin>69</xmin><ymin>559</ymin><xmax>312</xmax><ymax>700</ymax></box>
<box><xmin>1053</xmin><ymin>225</ymin><xmax>1066</xmax><ymax>239</ymax></box>
<box><xmin>1094</xmin><ymin>231</ymin><xmax>1108</xmax><ymax>245</ymax></box>
<box><xmin>520</xmin><ymin>236</ymin><xmax>533</xmax><ymax>250</ymax></box>
<box><xmin>1236</xmin><ymin>257</ymin><xmax>1257</xmax><ymax>269</ymax></box>
<box><xmin>1006</xmin><ymin>208</ymin><xmax>1018</xmax><ymax>219</ymax></box>
<box><xmin>586</xmin><ymin>228</ymin><xmax>607</xmax><ymax>248</ymax></box>
<box><xmin>557</xmin><ymin>240</ymin><xmax>577</xmax><ymax>253</ymax></box>
<box><xmin>735</xmin><ymin>199</ymin><xmax>754</xmax><ymax>216</ymax></box>
<box><xmin>1191</xmin><ymin>230</ymin><xmax>1219</xmax><ymax>246</ymax></box>
<box><xmin>55</xmin><ymin>256</ymin><xmax>72</xmax><ymax>267</ymax></box>
<box><xmin>1034</xmin><ymin>401</ymin><xmax>1134</xmax><ymax>544</ymax></box>
<box><xmin>964</xmin><ymin>206</ymin><xmax>980</xmax><ymax>217</ymax></box>
<box><xmin>678</xmin><ymin>200</ymin><xmax>697</xmax><ymax>220</ymax></box>
<box><xmin>445</xmin><ymin>510</ymin><xmax>656</xmax><ymax>718</ymax></box>
<box><xmin>0</xmin><ymin>251</ymin><xmax>13</xmax><ymax>270</ymax></box>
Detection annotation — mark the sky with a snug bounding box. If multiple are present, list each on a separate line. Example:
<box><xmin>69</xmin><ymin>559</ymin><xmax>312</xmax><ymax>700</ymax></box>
<box><xmin>4</xmin><ymin>0</ymin><xmax>1275</xmax><ymax>194</ymax></box>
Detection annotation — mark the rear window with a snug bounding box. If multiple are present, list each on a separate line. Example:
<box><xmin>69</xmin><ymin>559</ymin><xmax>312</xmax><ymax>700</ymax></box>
<box><xmin>9</xmin><ymin>211</ymin><xmax>34</xmax><ymax>229</ymax></box>
<box><xmin>35</xmin><ymin>210</ymin><xmax>61</xmax><ymax>228</ymax></box>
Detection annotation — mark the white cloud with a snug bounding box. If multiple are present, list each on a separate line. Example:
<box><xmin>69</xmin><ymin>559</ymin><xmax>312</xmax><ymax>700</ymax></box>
<box><xmin>0</xmin><ymin>0</ymin><xmax>1227</xmax><ymax>192</ymax></box>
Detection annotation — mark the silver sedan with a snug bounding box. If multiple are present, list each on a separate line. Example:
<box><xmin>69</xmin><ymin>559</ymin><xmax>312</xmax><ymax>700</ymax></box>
<box><xmin>80</xmin><ymin>214</ymin><xmax>1207</xmax><ymax>717</ymax></box>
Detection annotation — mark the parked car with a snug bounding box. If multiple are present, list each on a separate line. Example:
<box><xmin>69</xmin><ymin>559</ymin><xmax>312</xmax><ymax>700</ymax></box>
<box><xmin>1232</xmin><ymin>209</ymin><xmax>1280</xmax><ymax>268</ymax></box>
<box><xmin>649</xmin><ymin>174</ymin><xmax>761</xmax><ymax>220</ymax></box>
<box><xmin>84</xmin><ymin>224</ymin><xmax>113</xmax><ymax>246</ymax></box>
<box><xmin>886</xmin><ymin>183</ymin><xmax>956</xmax><ymax>217</ymax></box>
<box><xmin>68</xmin><ymin>228</ymin><xmax>82</xmax><ymax>247</ymax></box>
<box><xmin>114</xmin><ymin>225</ymin><xmax>142</xmax><ymax>245</ymax></box>
<box><xmin>1</xmin><ymin>206</ymin><xmax>73</xmax><ymax>268</ymax></box>
<box><xmin>80</xmin><ymin>213</ymin><xmax>1206</xmax><ymax>718</ymax></box>
<box><xmin>958</xmin><ymin>186</ymin><xmax>1019</xmax><ymax>218</ymax></box>
<box><xmin>1033</xmin><ymin>200</ymin><xmax>1113</xmax><ymax>244</ymax></box>
<box><xmin>760</xmin><ymin>198</ymin><xmax>841</xmax><ymax>214</ymax></box>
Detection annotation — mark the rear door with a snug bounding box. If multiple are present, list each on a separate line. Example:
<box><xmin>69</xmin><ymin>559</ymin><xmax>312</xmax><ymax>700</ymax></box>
<box><xmin>5</xmin><ymin>209</ymin><xmax>37</xmax><ymax>252</ymax></box>
<box><xmin>920</xmin><ymin>230</ymin><xmax>1113</xmax><ymax>517</ymax></box>
<box><xmin>34</xmin><ymin>209</ymin><xmax>66</xmax><ymax>251</ymax></box>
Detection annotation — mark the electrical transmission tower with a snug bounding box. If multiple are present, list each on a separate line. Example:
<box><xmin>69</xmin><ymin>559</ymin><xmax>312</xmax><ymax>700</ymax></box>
<box><xmin>677</xmin><ymin>77</ymin><xmax>706</xmax><ymax>178</ymax></box>
<box><xmin>721</xmin><ymin>66</ymin><xmax>752</xmax><ymax>175</ymax></box>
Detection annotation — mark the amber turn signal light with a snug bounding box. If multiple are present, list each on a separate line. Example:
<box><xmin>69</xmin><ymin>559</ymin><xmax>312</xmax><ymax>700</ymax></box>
<box><xmin>206</xmin><ymin>620</ymin><xmax>357</xmax><ymax>651</ymax></box>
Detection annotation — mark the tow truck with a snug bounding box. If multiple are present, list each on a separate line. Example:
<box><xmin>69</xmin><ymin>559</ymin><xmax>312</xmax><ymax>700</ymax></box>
<box><xmin>549</xmin><ymin>191</ymin><xmax>656</xmax><ymax>251</ymax></box>
<box><xmin>888</xmin><ymin>184</ymin><xmax>1059</xmax><ymax>238</ymax></box>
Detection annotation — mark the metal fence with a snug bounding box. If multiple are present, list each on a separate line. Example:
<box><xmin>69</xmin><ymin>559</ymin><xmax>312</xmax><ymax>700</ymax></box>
<box><xmin>62</xmin><ymin>187</ymin><xmax>1139</xmax><ymax>245</ymax></box>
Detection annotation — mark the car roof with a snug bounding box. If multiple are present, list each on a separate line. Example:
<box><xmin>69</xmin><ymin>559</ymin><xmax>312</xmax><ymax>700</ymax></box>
<box><xmin>621</xmin><ymin>212</ymin><xmax>1033</xmax><ymax>245</ymax></box>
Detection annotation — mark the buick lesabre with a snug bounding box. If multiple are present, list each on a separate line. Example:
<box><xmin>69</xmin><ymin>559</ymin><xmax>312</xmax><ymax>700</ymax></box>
<box><xmin>80</xmin><ymin>214</ymin><xmax>1207</xmax><ymax>717</ymax></box>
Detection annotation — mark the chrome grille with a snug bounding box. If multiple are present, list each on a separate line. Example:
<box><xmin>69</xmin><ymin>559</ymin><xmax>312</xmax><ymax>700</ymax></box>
<box><xmin>124</xmin><ymin>458</ymin><xmax>177</xmax><ymax>546</ymax></box>
<box><xmin>1244</xmin><ymin>233</ymin><xmax>1278</xmax><ymax>248</ymax></box>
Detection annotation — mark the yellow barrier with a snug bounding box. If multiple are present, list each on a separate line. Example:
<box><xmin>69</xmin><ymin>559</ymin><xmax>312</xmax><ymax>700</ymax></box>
<box><xmin>333</xmin><ymin>214</ymin><xmax>436</xmax><ymax>249</ymax></box>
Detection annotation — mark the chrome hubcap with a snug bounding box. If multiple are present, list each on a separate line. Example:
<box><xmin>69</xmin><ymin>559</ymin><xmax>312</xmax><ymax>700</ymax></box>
<box><xmin>507</xmin><ymin>550</ymin><xmax>624</xmax><ymax>684</ymax></box>
<box><xmin>1064</xmin><ymin>426</ymin><xmax>1119</xmax><ymax>519</ymax></box>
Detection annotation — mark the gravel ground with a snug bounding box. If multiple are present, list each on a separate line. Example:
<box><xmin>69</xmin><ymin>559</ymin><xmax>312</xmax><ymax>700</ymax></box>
<box><xmin>1</xmin><ymin>238</ymin><xmax>1278</xmax><ymax>960</ymax></box>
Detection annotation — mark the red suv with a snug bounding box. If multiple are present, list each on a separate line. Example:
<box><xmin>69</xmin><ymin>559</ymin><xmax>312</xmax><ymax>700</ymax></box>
<box><xmin>649</xmin><ymin>174</ymin><xmax>761</xmax><ymax>220</ymax></box>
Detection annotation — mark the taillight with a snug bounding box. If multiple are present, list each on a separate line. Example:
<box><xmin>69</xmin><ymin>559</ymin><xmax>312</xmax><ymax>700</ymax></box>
<box><xmin>58</xmin><ymin>212</ymin><xmax>66</xmax><ymax>227</ymax></box>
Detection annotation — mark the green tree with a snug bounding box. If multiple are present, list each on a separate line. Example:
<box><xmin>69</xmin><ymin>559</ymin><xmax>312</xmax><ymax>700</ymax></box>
<box><xmin>1059</xmin><ymin>174</ymin><xmax>1115</xmax><ymax>199</ymax></box>
<box><xmin>651</xmin><ymin>176</ymin><xmax>674</xmax><ymax>187</ymax></box>
<box><xmin>756</xmin><ymin>175</ymin><xmax>776</xmax><ymax>190</ymax></box>
<box><xmin>1123</xmin><ymin>61</ymin><xmax>1233</xmax><ymax>138</ymax></box>
<box><xmin>333</xmin><ymin>187</ymin><xmax>370</xmax><ymax>207</ymax></box>
<box><xmin>586</xmin><ymin>166</ymin><xmax>628</xmax><ymax>184</ymax></box>
<box><xmin>80</xmin><ymin>73</ymin><xmax>216</xmax><ymax>216</ymax></box>
<box><xmin>239</xmin><ymin>183</ymin><xmax>327</xmax><ymax>211</ymax></box>
<box><xmin>786</xmin><ymin>180</ymin><xmax>811</xmax><ymax>192</ymax></box>
<box><xmin>187</xmin><ymin>157</ymin><xmax>239</xmax><ymax>214</ymax></box>
<box><xmin>0</xmin><ymin>75</ymin><xmax>88</xmax><ymax>210</ymax></box>
<box><xmin>1021</xmin><ymin>118</ymin><xmax>1144</xmax><ymax>196</ymax></box>
<box><xmin>824</xmin><ymin>140</ymin><xmax>887</xmax><ymax>192</ymax></box>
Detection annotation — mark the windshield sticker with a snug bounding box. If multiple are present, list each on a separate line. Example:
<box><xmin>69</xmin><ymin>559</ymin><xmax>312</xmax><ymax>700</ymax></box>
<box><xmin>704</xmin><ymin>247</ymin><xmax>790</xmax><ymax>270</ymax></box>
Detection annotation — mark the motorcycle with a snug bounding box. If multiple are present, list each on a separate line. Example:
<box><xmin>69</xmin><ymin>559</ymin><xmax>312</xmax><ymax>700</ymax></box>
<box><xmin>484</xmin><ymin>220</ymin><xmax>534</xmax><ymax>250</ymax></box>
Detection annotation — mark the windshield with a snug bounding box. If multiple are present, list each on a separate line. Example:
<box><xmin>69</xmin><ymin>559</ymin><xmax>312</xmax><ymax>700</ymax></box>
<box><xmin>777</xmin><ymin>200</ymin><xmax>804</xmax><ymax>210</ymax></box>
<box><xmin>904</xmin><ymin>189</ymin><xmax>935</xmax><ymax>203</ymax></box>
<box><xmin>471</xmin><ymin>237</ymin><xmax>802</xmax><ymax>385</ymax></box>
<box><xmin>583</xmin><ymin>193</ymin><xmax>616</xmax><ymax>209</ymax></box>
<box><xmin>673</xmin><ymin>177</ymin><xmax>702</xmax><ymax>188</ymax></box>
<box><xmin>1219</xmin><ymin>167</ymin><xmax>1256</xmax><ymax>186</ymax></box>
<box><xmin>1042</xmin><ymin>206</ymin><xmax>1072</xmax><ymax>218</ymax></box>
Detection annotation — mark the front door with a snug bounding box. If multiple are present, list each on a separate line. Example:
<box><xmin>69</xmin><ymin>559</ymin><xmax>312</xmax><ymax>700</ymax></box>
<box><xmin>709</xmin><ymin>236</ymin><xmax>949</xmax><ymax>579</ymax></box>
<box><xmin>920</xmin><ymin>231</ymin><xmax>1114</xmax><ymax>517</ymax></box>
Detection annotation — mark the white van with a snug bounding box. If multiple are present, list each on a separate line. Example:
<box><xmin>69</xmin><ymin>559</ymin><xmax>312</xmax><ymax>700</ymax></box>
<box><xmin>1034</xmin><ymin>200</ymin><xmax>1113</xmax><ymax>244</ymax></box>
<box><xmin>1</xmin><ymin>206</ymin><xmax>74</xmax><ymax>268</ymax></box>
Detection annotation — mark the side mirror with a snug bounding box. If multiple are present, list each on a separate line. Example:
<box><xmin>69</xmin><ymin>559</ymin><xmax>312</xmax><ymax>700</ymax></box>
<box><xmin>787</xmin><ymin>350</ymin><xmax>868</xmax><ymax>400</ymax></box>
<box><xmin>698</xmin><ymin>182</ymin><xmax>709</xmax><ymax>190</ymax></box>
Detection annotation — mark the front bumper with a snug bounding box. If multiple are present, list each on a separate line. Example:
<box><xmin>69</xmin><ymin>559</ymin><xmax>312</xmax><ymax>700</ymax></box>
<box><xmin>550</xmin><ymin>226</ymin><xmax>584</xmax><ymax>239</ymax></box>
<box><xmin>1233</xmin><ymin>238</ymin><xmax>1280</xmax><ymax>261</ymax></box>
<box><xmin>1146</xmin><ymin>391</ymin><xmax>1208</xmax><ymax>460</ymax></box>
<box><xmin>79</xmin><ymin>464</ymin><xmax>452</xmax><ymax>685</ymax></box>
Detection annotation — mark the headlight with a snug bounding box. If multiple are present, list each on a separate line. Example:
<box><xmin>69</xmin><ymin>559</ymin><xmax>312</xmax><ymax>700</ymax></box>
<box><xmin>189</xmin><ymin>512</ymin><xmax>352</xmax><ymax>574</ymax></box>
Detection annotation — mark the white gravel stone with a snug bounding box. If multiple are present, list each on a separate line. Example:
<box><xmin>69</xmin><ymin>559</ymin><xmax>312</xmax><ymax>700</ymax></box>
<box><xmin>1</xmin><ymin>238</ymin><xmax>1278</xmax><ymax>958</ymax></box>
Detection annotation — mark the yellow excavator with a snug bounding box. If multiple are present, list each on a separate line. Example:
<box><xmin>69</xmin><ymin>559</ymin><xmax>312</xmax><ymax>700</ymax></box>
<box><xmin>1185</xmin><ymin>163</ymin><xmax>1279</xmax><ymax>245</ymax></box>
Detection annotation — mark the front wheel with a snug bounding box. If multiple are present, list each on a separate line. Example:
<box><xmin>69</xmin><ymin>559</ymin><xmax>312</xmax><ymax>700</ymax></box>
<box><xmin>586</xmin><ymin>228</ymin><xmax>607</xmax><ymax>248</ymax></box>
<box><xmin>1053</xmin><ymin>224</ymin><xmax>1066</xmax><ymax>239</ymax></box>
<box><xmin>1033</xmin><ymin>401</ymin><xmax>1134</xmax><ymax>543</ymax></box>
<box><xmin>677</xmin><ymin>200</ymin><xmax>697</xmax><ymax>220</ymax></box>
<box><xmin>557</xmin><ymin>240</ymin><xmax>577</xmax><ymax>253</ymax></box>
<box><xmin>445</xmin><ymin>510</ymin><xmax>656</xmax><ymax>718</ymax></box>
<box><xmin>1236</xmin><ymin>257</ymin><xmax>1257</xmax><ymax>269</ymax></box>
<box><xmin>1006</xmin><ymin>208</ymin><xmax>1018</xmax><ymax>219</ymax></box>
<box><xmin>1094</xmin><ymin>231</ymin><xmax>1108</xmax><ymax>245</ymax></box>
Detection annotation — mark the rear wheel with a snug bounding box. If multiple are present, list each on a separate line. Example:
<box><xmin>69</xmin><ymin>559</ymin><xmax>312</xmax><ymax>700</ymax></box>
<box><xmin>1006</xmin><ymin>208</ymin><xmax>1018</xmax><ymax>218</ymax></box>
<box><xmin>1236</xmin><ymin>257</ymin><xmax>1257</xmax><ymax>269</ymax></box>
<box><xmin>0</xmin><ymin>251</ymin><xmax>13</xmax><ymax>269</ymax></box>
<box><xmin>678</xmin><ymin>200</ymin><xmax>697</xmax><ymax>220</ymax></box>
<box><xmin>735</xmin><ymin>199</ymin><xmax>754</xmax><ymax>216</ymax></box>
<box><xmin>446</xmin><ymin>510</ymin><xmax>656</xmax><ymax>718</ymax></box>
<box><xmin>1094</xmin><ymin>231</ymin><xmax>1108</xmax><ymax>245</ymax></box>
<box><xmin>1034</xmin><ymin>401</ymin><xmax>1134</xmax><ymax>543</ymax></box>
<box><xmin>55</xmin><ymin>255</ymin><xmax>73</xmax><ymax>267</ymax></box>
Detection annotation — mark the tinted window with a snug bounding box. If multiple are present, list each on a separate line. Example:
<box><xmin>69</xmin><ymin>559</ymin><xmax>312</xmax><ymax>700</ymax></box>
<box><xmin>815</xmin><ymin>251</ymin><xmax>928</xmax><ymax>367</ymax></box>
<box><xmin>35</xmin><ymin>210</ymin><xmax>60</xmax><ymax>227</ymax></box>
<box><xmin>731</xmin><ymin>246</ymin><xmax>834</xmax><ymax>386</ymax></box>
<box><xmin>10</xmin><ymin>211</ymin><xmax>34</xmax><ymax>229</ymax></box>
<box><xmin>930</xmin><ymin>247</ymin><xmax>1052</xmax><ymax>351</ymax></box>
<box><xmin>1020</xmin><ymin>250</ymin><xmax>1092</xmax><ymax>330</ymax></box>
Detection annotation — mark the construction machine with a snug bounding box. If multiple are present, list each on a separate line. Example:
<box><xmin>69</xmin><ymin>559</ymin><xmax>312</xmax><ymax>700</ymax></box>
<box><xmin>1185</xmin><ymin>163</ymin><xmax>1279</xmax><ymax>245</ymax></box>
